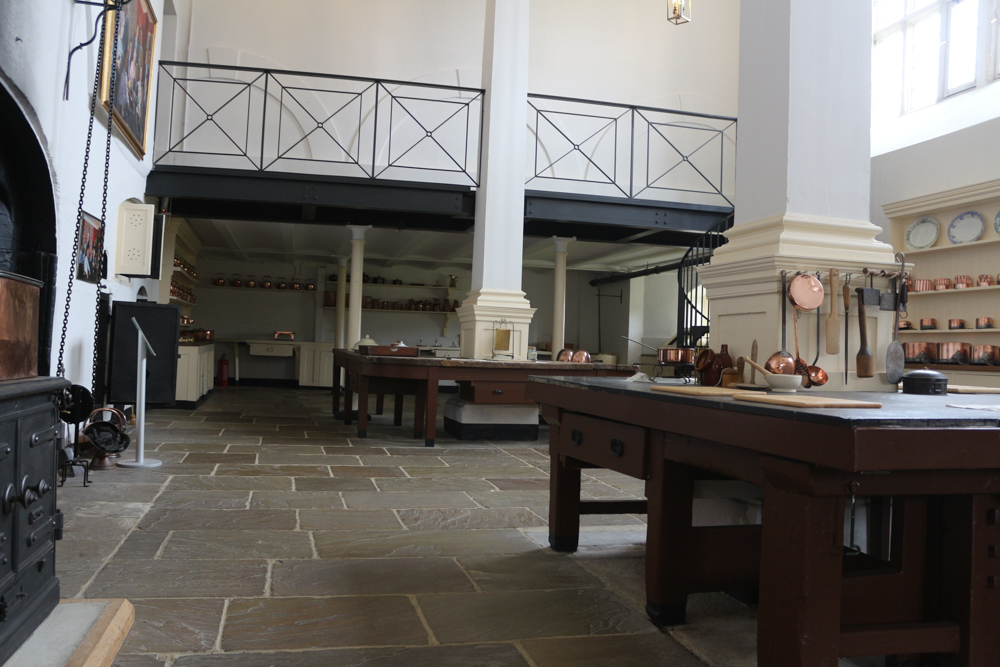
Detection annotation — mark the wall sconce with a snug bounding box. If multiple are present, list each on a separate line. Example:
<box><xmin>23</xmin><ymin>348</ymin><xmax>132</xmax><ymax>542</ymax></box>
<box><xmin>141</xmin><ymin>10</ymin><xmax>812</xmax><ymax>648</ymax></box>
<box><xmin>669</xmin><ymin>0</ymin><xmax>691</xmax><ymax>24</ymax></box>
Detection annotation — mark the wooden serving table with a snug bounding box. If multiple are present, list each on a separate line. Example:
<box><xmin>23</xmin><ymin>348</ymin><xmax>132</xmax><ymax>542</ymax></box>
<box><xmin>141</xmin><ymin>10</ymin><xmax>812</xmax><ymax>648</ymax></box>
<box><xmin>332</xmin><ymin>350</ymin><xmax>634</xmax><ymax>446</ymax></box>
<box><xmin>525</xmin><ymin>376</ymin><xmax>1000</xmax><ymax>666</ymax></box>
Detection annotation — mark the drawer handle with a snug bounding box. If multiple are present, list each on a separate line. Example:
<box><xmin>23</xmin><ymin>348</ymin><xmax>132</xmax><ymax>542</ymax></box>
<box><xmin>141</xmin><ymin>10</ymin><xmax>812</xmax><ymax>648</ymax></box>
<box><xmin>492</xmin><ymin>388</ymin><xmax>503</xmax><ymax>395</ymax></box>
<box><xmin>610</xmin><ymin>438</ymin><xmax>625</xmax><ymax>457</ymax></box>
<box><xmin>570</xmin><ymin>429</ymin><xmax>583</xmax><ymax>445</ymax></box>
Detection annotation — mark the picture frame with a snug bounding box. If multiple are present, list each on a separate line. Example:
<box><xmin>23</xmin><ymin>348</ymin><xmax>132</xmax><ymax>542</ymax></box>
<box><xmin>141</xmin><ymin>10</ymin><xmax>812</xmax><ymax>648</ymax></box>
<box><xmin>100</xmin><ymin>0</ymin><xmax>158</xmax><ymax>157</ymax></box>
<box><xmin>77</xmin><ymin>212</ymin><xmax>103</xmax><ymax>285</ymax></box>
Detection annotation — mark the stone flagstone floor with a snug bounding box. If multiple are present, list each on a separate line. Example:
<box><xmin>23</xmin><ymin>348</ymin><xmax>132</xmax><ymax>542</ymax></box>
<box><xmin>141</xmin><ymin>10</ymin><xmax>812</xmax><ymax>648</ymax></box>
<box><xmin>55</xmin><ymin>386</ymin><xmax>881</xmax><ymax>667</ymax></box>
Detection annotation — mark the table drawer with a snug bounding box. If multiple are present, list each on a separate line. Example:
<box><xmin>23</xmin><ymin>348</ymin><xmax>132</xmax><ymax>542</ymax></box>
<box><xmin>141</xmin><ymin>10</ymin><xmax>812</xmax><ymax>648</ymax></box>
<box><xmin>460</xmin><ymin>381</ymin><xmax>530</xmax><ymax>404</ymax></box>
<box><xmin>559</xmin><ymin>413</ymin><xmax>648</xmax><ymax>478</ymax></box>
<box><xmin>249</xmin><ymin>343</ymin><xmax>295</xmax><ymax>357</ymax></box>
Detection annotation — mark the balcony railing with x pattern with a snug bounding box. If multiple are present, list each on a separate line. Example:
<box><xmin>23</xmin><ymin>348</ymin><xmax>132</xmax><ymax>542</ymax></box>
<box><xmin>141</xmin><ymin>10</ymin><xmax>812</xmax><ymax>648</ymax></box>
<box><xmin>526</xmin><ymin>94</ymin><xmax>736</xmax><ymax>209</ymax></box>
<box><xmin>153</xmin><ymin>62</ymin><xmax>484</xmax><ymax>186</ymax></box>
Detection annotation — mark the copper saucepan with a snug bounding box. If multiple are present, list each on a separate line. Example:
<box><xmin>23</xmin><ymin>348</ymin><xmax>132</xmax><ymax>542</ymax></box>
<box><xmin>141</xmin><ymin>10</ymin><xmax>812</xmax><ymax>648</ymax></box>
<box><xmin>937</xmin><ymin>342</ymin><xmax>971</xmax><ymax>364</ymax></box>
<box><xmin>620</xmin><ymin>336</ymin><xmax>695</xmax><ymax>364</ymax></box>
<box><xmin>970</xmin><ymin>345</ymin><xmax>998</xmax><ymax>365</ymax></box>
<box><xmin>787</xmin><ymin>272</ymin><xmax>825</xmax><ymax>311</ymax></box>
<box><xmin>903</xmin><ymin>341</ymin><xmax>936</xmax><ymax>363</ymax></box>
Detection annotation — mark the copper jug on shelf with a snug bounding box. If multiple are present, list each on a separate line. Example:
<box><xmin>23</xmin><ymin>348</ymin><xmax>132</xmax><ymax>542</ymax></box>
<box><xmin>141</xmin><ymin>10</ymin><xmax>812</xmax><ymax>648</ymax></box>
<box><xmin>276</xmin><ymin>277</ymin><xmax>287</xmax><ymax>290</ymax></box>
<box><xmin>291</xmin><ymin>277</ymin><xmax>302</xmax><ymax>290</ymax></box>
<box><xmin>261</xmin><ymin>275</ymin><xmax>272</xmax><ymax>289</ymax></box>
<box><xmin>230</xmin><ymin>274</ymin><xmax>242</xmax><ymax>288</ymax></box>
<box><xmin>245</xmin><ymin>274</ymin><xmax>257</xmax><ymax>288</ymax></box>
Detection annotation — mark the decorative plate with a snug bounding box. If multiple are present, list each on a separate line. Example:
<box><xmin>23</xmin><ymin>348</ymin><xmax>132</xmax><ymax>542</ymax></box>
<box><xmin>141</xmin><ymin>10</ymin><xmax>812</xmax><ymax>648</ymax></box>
<box><xmin>947</xmin><ymin>211</ymin><xmax>985</xmax><ymax>244</ymax></box>
<box><xmin>995</xmin><ymin>209</ymin><xmax>1000</xmax><ymax>236</ymax></box>
<box><xmin>904</xmin><ymin>216</ymin><xmax>939</xmax><ymax>250</ymax></box>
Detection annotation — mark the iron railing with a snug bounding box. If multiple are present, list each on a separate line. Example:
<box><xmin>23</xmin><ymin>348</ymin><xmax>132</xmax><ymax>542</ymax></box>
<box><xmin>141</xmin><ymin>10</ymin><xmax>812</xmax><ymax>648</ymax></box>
<box><xmin>153</xmin><ymin>61</ymin><xmax>484</xmax><ymax>186</ymax></box>
<box><xmin>526</xmin><ymin>94</ymin><xmax>736</xmax><ymax>209</ymax></box>
<box><xmin>676</xmin><ymin>214</ymin><xmax>733</xmax><ymax>348</ymax></box>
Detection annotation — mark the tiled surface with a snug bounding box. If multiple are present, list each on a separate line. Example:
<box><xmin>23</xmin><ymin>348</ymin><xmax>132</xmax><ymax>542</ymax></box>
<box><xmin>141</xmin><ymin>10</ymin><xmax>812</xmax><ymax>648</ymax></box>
<box><xmin>56</xmin><ymin>386</ymin><xmax>817</xmax><ymax>666</ymax></box>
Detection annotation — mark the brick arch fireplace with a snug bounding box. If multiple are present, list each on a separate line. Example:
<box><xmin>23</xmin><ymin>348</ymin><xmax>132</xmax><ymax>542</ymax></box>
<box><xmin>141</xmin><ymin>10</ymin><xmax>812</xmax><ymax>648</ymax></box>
<box><xmin>0</xmin><ymin>80</ymin><xmax>58</xmax><ymax>376</ymax></box>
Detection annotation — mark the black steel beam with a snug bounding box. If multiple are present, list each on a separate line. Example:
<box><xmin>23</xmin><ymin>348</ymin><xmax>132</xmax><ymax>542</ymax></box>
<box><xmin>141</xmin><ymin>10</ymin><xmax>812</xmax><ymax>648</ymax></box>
<box><xmin>147</xmin><ymin>167</ymin><xmax>475</xmax><ymax>217</ymax></box>
<box><xmin>524</xmin><ymin>191</ymin><xmax>732</xmax><ymax>232</ymax></box>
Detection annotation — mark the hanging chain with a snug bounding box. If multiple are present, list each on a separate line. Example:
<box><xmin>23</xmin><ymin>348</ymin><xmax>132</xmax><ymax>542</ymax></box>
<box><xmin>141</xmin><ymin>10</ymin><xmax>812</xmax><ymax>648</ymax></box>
<box><xmin>92</xmin><ymin>4</ymin><xmax>122</xmax><ymax>395</ymax></box>
<box><xmin>57</xmin><ymin>1</ymin><xmax>112</xmax><ymax>379</ymax></box>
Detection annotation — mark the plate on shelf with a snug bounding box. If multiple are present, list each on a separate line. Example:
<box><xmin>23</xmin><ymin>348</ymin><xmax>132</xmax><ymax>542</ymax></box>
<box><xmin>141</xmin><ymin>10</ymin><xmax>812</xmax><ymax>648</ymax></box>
<box><xmin>995</xmin><ymin>209</ymin><xmax>1000</xmax><ymax>236</ymax></box>
<box><xmin>947</xmin><ymin>211</ymin><xmax>985</xmax><ymax>244</ymax></box>
<box><xmin>904</xmin><ymin>216</ymin><xmax>939</xmax><ymax>250</ymax></box>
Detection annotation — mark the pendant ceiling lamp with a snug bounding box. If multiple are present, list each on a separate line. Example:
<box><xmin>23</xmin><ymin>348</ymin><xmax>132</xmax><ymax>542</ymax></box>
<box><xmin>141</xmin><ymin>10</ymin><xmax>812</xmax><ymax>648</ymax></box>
<box><xmin>669</xmin><ymin>0</ymin><xmax>691</xmax><ymax>25</ymax></box>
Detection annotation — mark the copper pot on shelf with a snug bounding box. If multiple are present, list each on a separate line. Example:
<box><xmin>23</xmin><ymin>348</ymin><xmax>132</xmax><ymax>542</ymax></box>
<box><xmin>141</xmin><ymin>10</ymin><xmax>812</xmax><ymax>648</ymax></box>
<box><xmin>937</xmin><ymin>342</ymin><xmax>971</xmax><ymax>364</ymax></box>
<box><xmin>934</xmin><ymin>278</ymin><xmax>952</xmax><ymax>290</ymax></box>
<box><xmin>954</xmin><ymin>275</ymin><xmax>973</xmax><ymax>289</ymax></box>
<box><xmin>571</xmin><ymin>350</ymin><xmax>592</xmax><ymax>363</ymax></box>
<box><xmin>970</xmin><ymin>345</ymin><xmax>998</xmax><ymax>365</ymax></box>
<box><xmin>260</xmin><ymin>275</ymin><xmax>272</xmax><ymax>289</ymax></box>
<box><xmin>291</xmin><ymin>278</ymin><xmax>302</xmax><ymax>290</ymax></box>
<box><xmin>920</xmin><ymin>318</ymin><xmax>937</xmax><ymax>330</ymax></box>
<box><xmin>976</xmin><ymin>317</ymin><xmax>995</xmax><ymax>329</ymax></box>
<box><xmin>276</xmin><ymin>277</ymin><xmax>288</xmax><ymax>290</ymax></box>
<box><xmin>912</xmin><ymin>279</ymin><xmax>933</xmax><ymax>292</ymax></box>
<box><xmin>948</xmin><ymin>319</ymin><xmax>966</xmax><ymax>330</ymax></box>
<box><xmin>903</xmin><ymin>341</ymin><xmax>937</xmax><ymax>363</ymax></box>
<box><xmin>245</xmin><ymin>275</ymin><xmax>257</xmax><ymax>288</ymax></box>
<box><xmin>230</xmin><ymin>274</ymin><xmax>242</xmax><ymax>288</ymax></box>
<box><xmin>212</xmin><ymin>274</ymin><xmax>225</xmax><ymax>287</ymax></box>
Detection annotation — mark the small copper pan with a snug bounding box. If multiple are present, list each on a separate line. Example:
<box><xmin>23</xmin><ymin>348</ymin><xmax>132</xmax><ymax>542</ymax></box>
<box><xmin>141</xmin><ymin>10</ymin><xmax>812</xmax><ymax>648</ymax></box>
<box><xmin>971</xmin><ymin>345</ymin><xmax>998</xmax><ymax>365</ymax></box>
<box><xmin>937</xmin><ymin>342</ymin><xmax>971</xmax><ymax>364</ymax></box>
<box><xmin>660</xmin><ymin>347</ymin><xmax>695</xmax><ymax>364</ymax></box>
<box><xmin>787</xmin><ymin>272</ymin><xmax>825</xmax><ymax>311</ymax></box>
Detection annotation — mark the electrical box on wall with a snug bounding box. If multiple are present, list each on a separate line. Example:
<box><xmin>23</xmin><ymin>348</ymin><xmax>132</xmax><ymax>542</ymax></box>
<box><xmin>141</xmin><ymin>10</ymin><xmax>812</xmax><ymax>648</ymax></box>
<box><xmin>114</xmin><ymin>202</ymin><xmax>162</xmax><ymax>278</ymax></box>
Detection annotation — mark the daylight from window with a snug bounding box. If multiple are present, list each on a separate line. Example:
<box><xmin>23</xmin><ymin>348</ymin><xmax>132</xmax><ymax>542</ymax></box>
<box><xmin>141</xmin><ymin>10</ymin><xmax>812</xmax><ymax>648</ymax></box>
<box><xmin>872</xmin><ymin>0</ymin><xmax>999</xmax><ymax>122</ymax></box>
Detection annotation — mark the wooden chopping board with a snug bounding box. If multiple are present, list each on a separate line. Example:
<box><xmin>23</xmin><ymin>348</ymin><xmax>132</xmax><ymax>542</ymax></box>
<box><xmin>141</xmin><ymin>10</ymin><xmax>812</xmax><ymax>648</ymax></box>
<box><xmin>732</xmin><ymin>393</ymin><xmax>883</xmax><ymax>408</ymax></box>
<box><xmin>946</xmin><ymin>385</ymin><xmax>1000</xmax><ymax>394</ymax></box>
<box><xmin>651</xmin><ymin>385</ymin><xmax>746</xmax><ymax>396</ymax></box>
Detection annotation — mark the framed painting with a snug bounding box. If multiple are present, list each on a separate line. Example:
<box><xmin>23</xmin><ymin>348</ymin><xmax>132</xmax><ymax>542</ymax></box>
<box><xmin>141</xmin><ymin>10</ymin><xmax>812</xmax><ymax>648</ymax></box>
<box><xmin>77</xmin><ymin>212</ymin><xmax>103</xmax><ymax>284</ymax></box>
<box><xmin>100</xmin><ymin>0</ymin><xmax>158</xmax><ymax>157</ymax></box>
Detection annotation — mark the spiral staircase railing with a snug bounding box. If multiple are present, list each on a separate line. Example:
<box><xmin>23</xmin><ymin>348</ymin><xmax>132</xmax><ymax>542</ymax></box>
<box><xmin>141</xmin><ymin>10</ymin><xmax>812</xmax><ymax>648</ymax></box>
<box><xmin>675</xmin><ymin>214</ymin><xmax>733</xmax><ymax>348</ymax></box>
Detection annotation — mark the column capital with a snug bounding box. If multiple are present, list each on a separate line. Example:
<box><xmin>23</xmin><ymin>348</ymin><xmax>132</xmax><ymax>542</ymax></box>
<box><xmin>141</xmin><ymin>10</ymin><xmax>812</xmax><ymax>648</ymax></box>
<box><xmin>347</xmin><ymin>225</ymin><xmax>372</xmax><ymax>241</ymax></box>
<box><xmin>337</xmin><ymin>256</ymin><xmax>349</xmax><ymax>267</ymax></box>
<box><xmin>552</xmin><ymin>236</ymin><xmax>575</xmax><ymax>254</ymax></box>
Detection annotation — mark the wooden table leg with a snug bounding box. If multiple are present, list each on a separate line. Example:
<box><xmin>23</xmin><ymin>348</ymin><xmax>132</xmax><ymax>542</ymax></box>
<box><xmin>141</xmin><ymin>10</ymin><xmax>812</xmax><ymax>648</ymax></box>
<box><xmin>644</xmin><ymin>444</ymin><xmax>696</xmax><ymax>627</ymax></box>
<box><xmin>393</xmin><ymin>394</ymin><xmax>404</xmax><ymax>426</ymax></box>
<box><xmin>424</xmin><ymin>369</ymin><xmax>439</xmax><ymax>446</ymax></box>
<box><xmin>332</xmin><ymin>361</ymin><xmax>342</xmax><ymax>414</ymax></box>
<box><xmin>548</xmin><ymin>416</ymin><xmax>581</xmax><ymax>552</ymax></box>
<box><xmin>757</xmin><ymin>483</ymin><xmax>845</xmax><ymax>667</ymax></box>
<box><xmin>375</xmin><ymin>393</ymin><xmax>385</xmax><ymax>415</ymax></box>
<box><xmin>343</xmin><ymin>374</ymin><xmax>354</xmax><ymax>426</ymax></box>
<box><xmin>413</xmin><ymin>385</ymin><xmax>426</xmax><ymax>440</ymax></box>
<box><xmin>356</xmin><ymin>375</ymin><xmax>369</xmax><ymax>438</ymax></box>
<box><xmin>936</xmin><ymin>494</ymin><xmax>1000</xmax><ymax>666</ymax></box>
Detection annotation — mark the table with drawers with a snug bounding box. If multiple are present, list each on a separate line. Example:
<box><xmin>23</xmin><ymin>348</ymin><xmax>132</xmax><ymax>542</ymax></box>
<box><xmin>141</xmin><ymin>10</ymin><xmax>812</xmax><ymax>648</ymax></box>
<box><xmin>332</xmin><ymin>350</ymin><xmax>635</xmax><ymax>446</ymax></box>
<box><xmin>525</xmin><ymin>375</ymin><xmax>1000</xmax><ymax>666</ymax></box>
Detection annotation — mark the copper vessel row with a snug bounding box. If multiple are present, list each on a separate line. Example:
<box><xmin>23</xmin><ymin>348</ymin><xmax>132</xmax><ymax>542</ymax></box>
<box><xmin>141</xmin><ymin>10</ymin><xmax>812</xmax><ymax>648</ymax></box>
<box><xmin>904</xmin><ymin>341</ymin><xmax>998</xmax><ymax>365</ymax></box>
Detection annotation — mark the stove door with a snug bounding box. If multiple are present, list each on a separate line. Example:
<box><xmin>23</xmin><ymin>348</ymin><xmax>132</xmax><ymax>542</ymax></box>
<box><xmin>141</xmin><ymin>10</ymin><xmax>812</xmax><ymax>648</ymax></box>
<box><xmin>14</xmin><ymin>409</ymin><xmax>57</xmax><ymax>569</ymax></box>
<box><xmin>0</xmin><ymin>420</ymin><xmax>12</xmax><ymax>590</ymax></box>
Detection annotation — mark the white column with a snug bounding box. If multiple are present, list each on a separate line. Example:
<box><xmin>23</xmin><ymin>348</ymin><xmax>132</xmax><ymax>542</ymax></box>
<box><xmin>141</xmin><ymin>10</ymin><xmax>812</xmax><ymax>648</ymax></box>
<box><xmin>551</xmin><ymin>237</ymin><xmax>573</xmax><ymax>352</ymax></box>
<box><xmin>334</xmin><ymin>256</ymin><xmax>348</xmax><ymax>350</ymax></box>
<box><xmin>697</xmin><ymin>0</ymin><xmax>896</xmax><ymax>390</ymax></box>
<box><xmin>457</xmin><ymin>0</ymin><xmax>535</xmax><ymax>358</ymax></box>
<box><xmin>346</xmin><ymin>225</ymin><xmax>370</xmax><ymax>350</ymax></box>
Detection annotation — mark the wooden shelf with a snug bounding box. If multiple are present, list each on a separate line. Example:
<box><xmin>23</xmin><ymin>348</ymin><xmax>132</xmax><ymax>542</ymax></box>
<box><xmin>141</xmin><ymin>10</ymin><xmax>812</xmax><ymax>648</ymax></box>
<box><xmin>323</xmin><ymin>307</ymin><xmax>454</xmax><ymax>315</ymax></box>
<box><xmin>324</xmin><ymin>282</ymin><xmax>454</xmax><ymax>291</ymax></box>
<box><xmin>899</xmin><ymin>329</ymin><xmax>998</xmax><ymax>335</ymax></box>
<box><xmin>908</xmin><ymin>285</ymin><xmax>1000</xmax><ymax>297</ymax></box>
<box><xmin>905</xmin><ymin>237</ymin><xmax>1000</xmax><ymax>256</ymax></box>
<box><xmin>905</xmin><ymin>362</ymin><xmax>1000</xmax><ymax>373</ymax></box>
<box><xmin>169</xmin><ymin>297</ymin><xmax>196</xmax><ymax>306</ymax></box>
<box><xmin>210</xmin><ymin>285</ymin><xmax>315</xmax><ymax>293</ymax></box>
<box><xmin>172</xmin><ymin>267</ymin><xmax>198</xmax><ymax>284</ymax></box>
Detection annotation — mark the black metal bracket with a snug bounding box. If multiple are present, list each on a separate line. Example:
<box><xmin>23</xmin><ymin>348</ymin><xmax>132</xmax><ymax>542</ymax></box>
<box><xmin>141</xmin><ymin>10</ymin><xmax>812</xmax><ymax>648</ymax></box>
<box><xmin>64</xmin><ymin>0</ymin><xmax>133</xmax><ymax>100</ymax></box>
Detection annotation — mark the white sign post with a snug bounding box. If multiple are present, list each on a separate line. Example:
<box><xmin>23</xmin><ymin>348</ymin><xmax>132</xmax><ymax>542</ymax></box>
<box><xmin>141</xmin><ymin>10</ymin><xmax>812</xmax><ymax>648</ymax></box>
<box><xmin>118</xmin><ymin>317</ymin><xmax>162</xmax><ymax>468</ymax></box>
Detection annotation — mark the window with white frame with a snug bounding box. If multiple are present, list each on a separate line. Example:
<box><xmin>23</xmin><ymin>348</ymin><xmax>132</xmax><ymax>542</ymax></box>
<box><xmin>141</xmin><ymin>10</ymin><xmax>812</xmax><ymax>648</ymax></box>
<box><xmin>872</xmin><ymin>0</ymin><xmax>1000</xmax><ymax>122</ymax></box>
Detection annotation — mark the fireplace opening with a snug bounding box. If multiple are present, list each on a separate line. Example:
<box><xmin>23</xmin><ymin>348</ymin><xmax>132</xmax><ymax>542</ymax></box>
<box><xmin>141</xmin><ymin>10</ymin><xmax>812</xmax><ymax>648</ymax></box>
<box><xmin>0</xmin><ymin>81</ymin><xmax>58</xmax><ymax>376</ymax></box>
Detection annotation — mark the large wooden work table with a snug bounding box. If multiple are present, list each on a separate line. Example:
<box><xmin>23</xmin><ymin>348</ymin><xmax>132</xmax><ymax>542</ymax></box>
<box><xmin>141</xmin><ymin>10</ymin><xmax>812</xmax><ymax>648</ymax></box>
<box><xmin>332</xmin><ymin>350</ymin><xmax>634</xmax><ymax>446</ymax></box>
<box><xmin>525</xmin><ymin>376</ymin><xmax>1000</xmax><ymax>666</ymax></box>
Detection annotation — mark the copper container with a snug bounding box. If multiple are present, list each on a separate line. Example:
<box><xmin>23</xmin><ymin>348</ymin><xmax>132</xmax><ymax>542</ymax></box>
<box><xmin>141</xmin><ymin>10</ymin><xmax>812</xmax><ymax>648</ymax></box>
<box><xmin>899</xmin><ymin>320</ymin><xmax>914</xmax><ymax>330</ymax></box>
<box><xmin>976</xmin><ymin>317</ymin><xmax>995</xmax><ymax>329</ymax></box>
<box><xmin>903</xmin><ymin>341</ymin><xmax>936</xmax><ymax>363</ymax></box>
<box><xmin>937</xmin><ymin>342</ymin><xmax>971</xmax><ymax>364</ymax></box>
<box><xmin>0</xmin><ymin>271</ymin><xmax>41</xmax><ymax>380</ymax></box>
<box><xmin>571</xmin><ymin>350</ymin><xmax>592</xmax><ymax>363</ymax></box>
<box><xmin>920</xmin><ymin>318</ymin><xmax>937</xmax><ymax>330</ymax></box>
<box><xmin>948</xmin><ymin>319</ymin><xmax>966</xmax><ymax>330</ymax></box>
<box><xmin>245</xmin><ymin>275</ymin><xmax>257</xmax><ymax>288</ymax></box>
<box><xmin>261</xmin><ymin>275</ymin><xmax>272</xmax><ymax>288</ymax></box>
<box><xmin>305</xmin><ymin>280</ymin><xmax>316</xmax><ymax>291</ymax></box>
<box><xmin>954</xmin><ymin>275</ymin><xmax>973</xmax><ymax>288</ymax></box>
<box><xmin>213</xmin><ymin>274</ymin><xmax>225</xmax><ymax>286</ymax></box>
<box><xmin>291</xmin><ymin>278</ymin><xmax>302</xmax><ymax>290</ymax></box>
<box><xmin>978</xmin><ymin>274</ymin><xmax>995</xmax><ymax>287</ymax></box>
<box><xmin>556</xmin><ymin>348</ymin><xmax>574</xmax><ymax>362</ymax></box>
<box><xmin>230</xmin><ymin>274</ymin><xmax>242</xmax><ymax>288</ymax></box>
<box><xmin>659</xmin><ymin>347</ymin><xmax>695</xmax><ymax>364</ymax></box>
<box><xmin>912</xmin><ymin>279</ymin><xmax>934</xmax><ymax>292</ymax></box>
<box><xmin>934</xmin><ymin>278</ymin><xmax>952</xmax><ymax>290</ymax></box>
<box><xmin>276</xmin><ymin>277</ymin><xmax>288</xmax><ymax>290</ymax></box>
<box><xmin>970</xmin><ymin>345</ymin><xmax>998</xmax><ymax>365</ymax></box>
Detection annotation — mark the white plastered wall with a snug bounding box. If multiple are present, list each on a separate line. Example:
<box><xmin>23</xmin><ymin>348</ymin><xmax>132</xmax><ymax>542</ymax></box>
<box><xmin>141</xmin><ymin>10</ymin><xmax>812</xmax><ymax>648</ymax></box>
<box><xmin>1</xmin><ymin>0</ymin><xmax>166</xmax><ymax>386</ymax></box>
